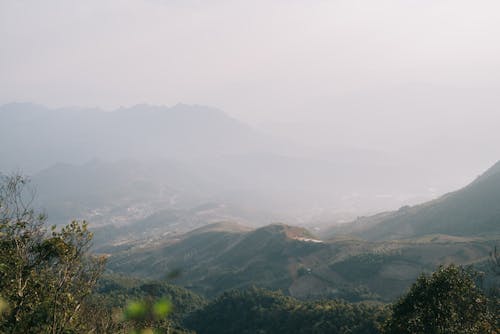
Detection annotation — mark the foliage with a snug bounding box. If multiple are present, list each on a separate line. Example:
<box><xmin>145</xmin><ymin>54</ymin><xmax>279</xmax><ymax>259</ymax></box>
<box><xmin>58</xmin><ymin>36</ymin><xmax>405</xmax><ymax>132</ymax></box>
<box><xmin>122</xmin><ymin>298</ymin><xmax>173</xmax><ymax>334</ymax></box>
<box><xmin>0</xmin><ymin>296</ymin><xmax>9</xmax><ymax>319</ymax></box>
<box><xmin>184</xmin><ymin>287</ymin><xmax>389</xmax><ymax>334</ymax></box>
<box><xmin>329</xmin><ymin>253</ymin><xmax>401</xmax><ymax>282</ymax></box>
<box><xmin>0</xmin><ymin>174</ymin><xmax>105</xmax><ymax>333</ymax></box>
<box><xmin>79</xmin><ymin>296</ymin><xmax>194</xmax><ymax>334</ymax></box>
<box><xmin>82</xmin><ymin>275</ymin><xmax>206</xmax><ymax>333</ymax></box>
<box><xmin>383</xmin><ymin>264</ymin><xmax>498</xmax><ymax>334</ymax></box>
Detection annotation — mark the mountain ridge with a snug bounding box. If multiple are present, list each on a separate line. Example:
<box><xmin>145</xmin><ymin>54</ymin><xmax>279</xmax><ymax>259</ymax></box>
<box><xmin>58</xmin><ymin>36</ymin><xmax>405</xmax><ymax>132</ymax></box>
<box><xmin>107</xmin><ymin>219</ymin><xmax>493</xmax><ymax>301</ymax></box>
<box><xmin>0</xmin><ymin>103</ymin><xmax>270</xmax><ymax>172</ymax></box>
<box><xmin>324</xmin><ymin>160</ymin><xmax>500</xmax><ymax>240</ymax></box>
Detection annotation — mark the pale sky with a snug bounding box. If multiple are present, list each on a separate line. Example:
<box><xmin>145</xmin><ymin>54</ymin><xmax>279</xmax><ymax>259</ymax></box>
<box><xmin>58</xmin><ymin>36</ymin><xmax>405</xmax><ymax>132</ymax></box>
<box><xmin>1</xmin><ymin>0</ymin><xmax>500</xmax><ymax>169</ymax></box>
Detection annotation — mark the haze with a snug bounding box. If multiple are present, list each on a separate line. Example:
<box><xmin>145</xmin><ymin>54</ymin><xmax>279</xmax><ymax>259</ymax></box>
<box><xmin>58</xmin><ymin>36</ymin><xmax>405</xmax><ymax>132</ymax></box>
<box><xmin>1</xmin><ymin>0</ymin><xmax>500</xmax><ymax>225</ymax></box>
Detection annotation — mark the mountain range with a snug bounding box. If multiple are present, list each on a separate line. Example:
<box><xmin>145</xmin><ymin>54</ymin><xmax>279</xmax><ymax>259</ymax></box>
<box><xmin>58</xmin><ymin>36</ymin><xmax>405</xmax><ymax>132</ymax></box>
<box><xmin>1</xmin><ymin>102</ymin><xmax>498</xmax><ymax>306</ymax></box>
<box><xmin>107</xmin><ymin>221</ymin><xmax>495</xmax><ymax>301</ymax></box>
<box><xmin>0</xmin><ymin>102</ymin><xmax>458</xmax><ymax>228</ymax></box>
<box><xmin>106</xmin><ymin>160</ymin><xmax>500</xmax><ymax>301</ymax></box>
<box><xmin>0</xmin><ymin>102</ymin><xmax>271</xmax><ymax>172</ymax></box>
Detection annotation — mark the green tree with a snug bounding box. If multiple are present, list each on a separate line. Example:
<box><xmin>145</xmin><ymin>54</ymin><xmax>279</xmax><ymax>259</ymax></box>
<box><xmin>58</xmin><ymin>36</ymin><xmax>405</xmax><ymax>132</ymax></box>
<box><xmin>184</xmin><ymin>287</ymin><xmax>388</xmax><ymax>333</ymax></box>
<box><xmin>384</xmin><ymin>264</ymin><xmax>497</xmax><ymax>334</ymax></box>
<box><xmin>0</xmin><ymin>174</ymin><xmax>105</xmax><ymax>333</ymax></box>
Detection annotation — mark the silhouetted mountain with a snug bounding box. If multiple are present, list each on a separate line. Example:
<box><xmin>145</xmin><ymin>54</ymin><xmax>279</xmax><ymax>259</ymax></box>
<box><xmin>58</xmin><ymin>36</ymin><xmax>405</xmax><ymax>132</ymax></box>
<box><xmin>0</xmin><ymin>103</ymin><xmax>270</xmax><ymax>172</ymax></box>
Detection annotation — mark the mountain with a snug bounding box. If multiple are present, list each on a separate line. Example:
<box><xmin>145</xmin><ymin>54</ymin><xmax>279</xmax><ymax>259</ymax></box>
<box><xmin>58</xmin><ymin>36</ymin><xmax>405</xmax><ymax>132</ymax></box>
<box><xmin>106</xmin><ymin>222</ymin><xmax>493</xmax><ymax>301</ymax></box>
<box><xmin>324</xmin><ymin>160</ymin><xmax>500</xmax><ymax>241</ymax></box>
<box><xmin>31</xmin><ymin>159</ymin><xmax>291</xmax><ymax>241</ymax></box>
<box><xmin>31</xmin><ymin>159</ymin><xmax>217</xmax><ymax>225</ymax></box>
<box><xmin>0</xmin><ymin>103</ymin><xmax>271</xmax><ymax>173</ymax></box>
<box><xmin>2</xmin><ymin>102</ymin><xmax>454</xmax><ymax>221</ymax></box>
<box><xmin>107</xmin><ymin>223</ymin><xmax>324</xmax><ymax>297</ymax></box>
<box><xmin>29</xmin><ymin>153</ymin><xmax>441</xmax><ymax>229</ymax></box>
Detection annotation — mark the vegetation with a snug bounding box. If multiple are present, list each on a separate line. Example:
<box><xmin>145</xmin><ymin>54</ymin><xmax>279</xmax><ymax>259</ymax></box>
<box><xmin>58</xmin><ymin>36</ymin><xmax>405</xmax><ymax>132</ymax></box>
<box><xmin>184</xmin><ymin>287</ymin><xmax>389</xmax><ymax>334</ymax></box>
<box><xmin>108</xmin><ymin>220</ymin><xmax>493</xmax><ymax>302</ymax></box>
<box><xmin>89</xmin><ymin>275</ymin><xmax>207</xmax><ymax>331</ymax></box>
<box><xmin>107</xmin><ymin>223</ymin><xmax>326</xmax><ymax>298</ymax></box>
<box><xmin>1</xmin><ymin>174</ymin><xmax>499</xmax><ymax>333</ymax></box>
<box><xmin>0</xmin><ymin>174</ymin><xmax>203</xmax><ymax>333</ymax></box>
<box><xmin>183</xmin><ymin>265</ymin><xmax>498</xmax><ymax>334</ymax></box>
<box><xmin>0</xmin><ymin>174</ymin><xmax>105</xmax><ymax>333</ymax></box>
<box><xmin>329</xmin><ymin>253</ymin><xmax>401</xmax><ymax>282</ymax></box>
<box><xmin>384</xmin><ymin>265</ymin><xmax>498</xmax><ymax>334</ymax></box>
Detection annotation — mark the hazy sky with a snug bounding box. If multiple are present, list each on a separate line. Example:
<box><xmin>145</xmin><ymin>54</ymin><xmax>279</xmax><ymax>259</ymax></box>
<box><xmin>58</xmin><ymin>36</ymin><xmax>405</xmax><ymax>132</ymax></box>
<box><xmin>1</xmin><ymin>0</ymin><xmax>500</xmax><ymax>168</ymax></box>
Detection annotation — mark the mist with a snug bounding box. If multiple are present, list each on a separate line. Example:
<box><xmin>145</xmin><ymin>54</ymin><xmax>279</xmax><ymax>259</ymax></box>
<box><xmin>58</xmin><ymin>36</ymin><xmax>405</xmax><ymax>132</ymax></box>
<box><xmin>1</xmin><ymin>0</ymin><xmax>500</xmax><ymax>227</ymax></box>
<box><xmin>1</xmin><ymin>3</ymin><xmax>500</xmax><ymax>330</ymax></box>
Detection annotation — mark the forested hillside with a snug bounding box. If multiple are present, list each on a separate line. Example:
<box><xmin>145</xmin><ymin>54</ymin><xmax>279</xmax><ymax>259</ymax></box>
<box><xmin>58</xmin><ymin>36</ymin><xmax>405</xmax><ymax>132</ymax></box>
<box><xmin>184</xmin><ymin>288</ymin><xmax>389</xmax><ymax>334</ymax></box>
<box><xmin>1</xmin><ymin>168</ymin><xmax>499</xmax><ymax>333</ymax></box>
<box><xmin>107</xmin><ymin>222</ymin><xmax>495</xmax><ymax>301</ymax></box>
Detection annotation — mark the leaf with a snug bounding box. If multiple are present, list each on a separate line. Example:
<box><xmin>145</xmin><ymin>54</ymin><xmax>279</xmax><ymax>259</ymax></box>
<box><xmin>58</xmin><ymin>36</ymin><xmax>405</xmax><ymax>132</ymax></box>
<box><xmin>124</xmin><ymin>300</ymin><xmax>147</xmax><ymax>320</ymax></box>
<box><xmin>153</xmin><ymin>299</ymin><xmax>172</xmax><ymax>319</ymax></box>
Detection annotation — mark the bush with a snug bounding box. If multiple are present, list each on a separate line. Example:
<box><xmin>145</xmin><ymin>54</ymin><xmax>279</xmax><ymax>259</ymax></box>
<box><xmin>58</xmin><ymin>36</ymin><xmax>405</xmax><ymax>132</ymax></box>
<box><xmin>383</xmin><ymin>264</ymin><xmax>497</xmax><ymax>334</ymax></box>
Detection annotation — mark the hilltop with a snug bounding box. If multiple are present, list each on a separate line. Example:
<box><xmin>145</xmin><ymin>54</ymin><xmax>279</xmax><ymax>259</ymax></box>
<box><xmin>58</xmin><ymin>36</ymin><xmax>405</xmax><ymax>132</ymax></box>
<box><xmin>107</xmin><ymin>223</ymin><xmax>324</xmax><ymax>297</ymax></box>
<box><xmin>107</xmin><ymin>221</ymin><xmax>493</xmax><ymax>301</ymax></box>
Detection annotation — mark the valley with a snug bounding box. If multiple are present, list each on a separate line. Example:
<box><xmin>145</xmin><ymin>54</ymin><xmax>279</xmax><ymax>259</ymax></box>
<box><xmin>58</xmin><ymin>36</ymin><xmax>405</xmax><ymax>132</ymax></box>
<box><xmin>1</xmin><ymin>104</ymin><xmax>499</xmax><ymax>333</ymax></box>
<box><xmin>3</xmin><ymin>2</ymin><xmax>500</xmax><ymax>331</ymax></box>
<box><xmin>93</xmin><ymin>159</ymin><xmax>500</xmax><ymax>303</ymax></box>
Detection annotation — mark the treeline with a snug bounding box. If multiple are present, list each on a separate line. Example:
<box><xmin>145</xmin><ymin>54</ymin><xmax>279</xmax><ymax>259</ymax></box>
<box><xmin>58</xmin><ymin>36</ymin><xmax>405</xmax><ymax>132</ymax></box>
<box><xmin>184</xmin><ymin>287</ymin><xmax>388</xmax><ymax>334</ymax></box>
<box><xmin>52</xmin><ymin>269</ymin><xmax>500</xmax><ymax>333</ymax></box>
<box><xmin>184</xmin><ymin>264</ymin><xmax>499</xmax><ymax>334</ymax></box>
